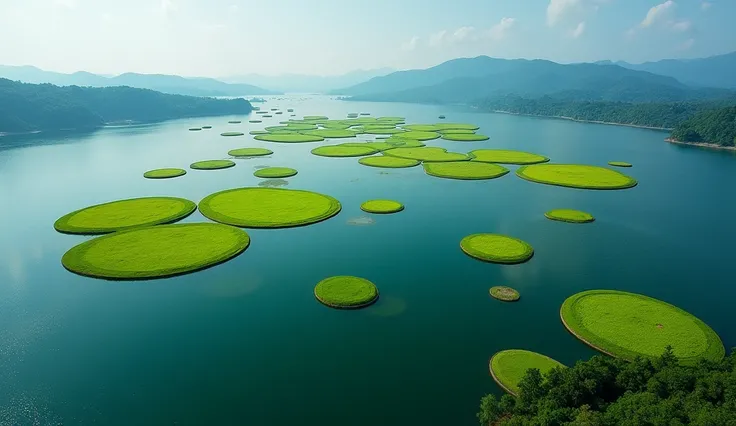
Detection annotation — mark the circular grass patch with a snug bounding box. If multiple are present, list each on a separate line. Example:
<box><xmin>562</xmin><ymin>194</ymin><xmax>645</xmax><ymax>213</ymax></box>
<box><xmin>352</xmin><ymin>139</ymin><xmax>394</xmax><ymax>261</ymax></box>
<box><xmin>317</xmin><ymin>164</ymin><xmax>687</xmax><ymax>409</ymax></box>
<box><xmin>199</xmin><ymin>187</ymin><xmax>341</xmax><ymax>228</ymax></box>
<box><xmin>439</xmin><ymin>129</ymin><xmax>475</xmax><ymax>135</ymax></box>
<box><xmin>358</xmin><ymin>156</ymin><xmax>420</xmax><ymax>168</ymax></box>
<box><xmin>301</xmin><ymin>129</ymin><xmax>357</xmax><ymax>139</ymax></box>
<box><xmin>490</xmin><ymin>350</ymin><xmax>565</xmax><ymax>396</ymax></box>
<box><xmin>54</xmin><ymin>197</ymin><xmax>196</xmax><ymax>235</ymax></box>
<box><xmin>490</xmin><ymin>286</ymin><xmax>520</xmax><ymax>302</ymax></box>
<box><xmin>359</xmin><ymin>127</ymin><xmax>405</xmax><ymax>135</ymax></box>
<box><xmin>545</xmin><ymin>209</ymin><xmax>595</xmax><ymax>223</ymax></box>
<box><xmin>314</xmin><ymin>276</ymin><xmax>379</xmax><ymax>309</ymax></box>
<box><xmin>441</xmin><ymin>133</ymin><xmax>490</xmax><ymax>142</ymax></box>
<box><xmin>382</xmin><ymin>138</ymin><xmax>426</xmax><ymax>148</ymax></box>
<box><xmin>460</xmin><ymin>234</ymin><xmax>534</xmax><ymax>264</ymax></box>
<box><xmin>435</xmin><ymin>123</ymin><xmax>480</xmax><ymax>131</ymax></box>
<box><xmin>423</xmin><ymin>161</ymin><xmax>508</xmax><ymax>180</ymax></box>
<box><xmin>143</xmin><ymin>168</ymin><xmax>187</xmax><ymax>179</ymax></box>
<box><xmin>249</xmin><ymin>130</ymin><xmax>269</xmax><ymax>135</ymax></box>
<box><xmin>228</xmin><ymin>148</ymin><xmax>273</xmax><ymax>157</ymax></box>
<box><xmin>470</xmin><ymin>149</ymin><xmax>549</xmax><ymax>165</ymax></box>
<box><xmin>190</xmin><ymin>160</ymin><xmax>236</xmax><ymax>170</ymax></box>
<box><xmin>403</xmin><ymin>124</ymin><xmax>441</xmax><ymax>132</ymax></box>
<box><xmin>397</xmin><ymin>130</ymin><xmax>441</xmax><ymax>141</ymax></box>
<box><xmin>561</xmin><ymin>290</ymin><xmax>725</xmax><ymax>365</ymax></box>
<box><xmin>253</xmin><ymin>167</ymin><xmax>297</xmax><ymax>178</ymax></box>
<box><xmin>384</xmin><ymin>147</ymin><xmax>469</xmax><ymax>162</ymax></box>
<box><xmin>221</xmin><ymin>132</ymin><xmax>244</xmax><ymax>137</ymax></box>
<box><xmin>516</xmin><ymin>164</ymin><xmax>637</xmax><ymax>190</ymax></box>
<box><xmin>311</xmin><ymin>144</ymin><xmax>378</xmax><ymax>158</ymax></box>
<box><xmin>609</xmin><ymin>161</ymin><xmax>633</xmax><ymax>168</ymax></box>
<box><xmin>266</xmin><ymin>124</ymin><xmax>318</xmax><ymax>132</ymax></box>
<box><xmin>61</xmin><ymin>223</ymin><xmax>249</xmax><ymax>280</ymax></box>
<box><xmin>255</xmin><ymin>133</ymin><xmax>324</xmax><ymax>143</ymax></box>
<box><xmin>360</xmin><ymin>199</ymin><xmax>404</xmax><ymax>214</ymax></box>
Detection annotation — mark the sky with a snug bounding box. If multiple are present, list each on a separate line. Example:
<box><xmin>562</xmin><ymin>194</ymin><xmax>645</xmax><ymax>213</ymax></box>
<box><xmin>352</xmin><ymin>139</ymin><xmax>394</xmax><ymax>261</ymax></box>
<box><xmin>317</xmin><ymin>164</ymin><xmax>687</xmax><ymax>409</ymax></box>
<box><xmin>0</xmin><ymin>0</ymin><xmax>734</xmax><ymax>78</ymax></box>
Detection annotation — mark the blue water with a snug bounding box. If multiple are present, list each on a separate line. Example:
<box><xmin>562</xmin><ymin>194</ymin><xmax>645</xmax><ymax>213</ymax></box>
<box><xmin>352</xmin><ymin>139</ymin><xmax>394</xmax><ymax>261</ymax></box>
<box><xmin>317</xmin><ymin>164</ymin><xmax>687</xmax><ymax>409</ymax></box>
<box><xmin>1</xmin><ymin>96</ymin><xmax>734</xmax><ymax>425</ymax></box>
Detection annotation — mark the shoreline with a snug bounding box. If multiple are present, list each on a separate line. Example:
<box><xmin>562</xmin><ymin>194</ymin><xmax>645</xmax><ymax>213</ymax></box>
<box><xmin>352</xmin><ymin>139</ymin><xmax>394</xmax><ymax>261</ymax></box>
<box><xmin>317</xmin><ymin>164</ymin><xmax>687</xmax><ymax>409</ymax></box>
<box><xmin>489</xmin><ymin>109</ymin><xmax>673</xmax><ymax>131</ymax></box>
<box><xmin>488</xmin><ymin>355</ymin><xmax>518</xmax><ymax>397</ymax></box>
<box><xmin>665</xmin><ymin>138</ymin><xmax>736</xmax><ymax>152</ymax></box>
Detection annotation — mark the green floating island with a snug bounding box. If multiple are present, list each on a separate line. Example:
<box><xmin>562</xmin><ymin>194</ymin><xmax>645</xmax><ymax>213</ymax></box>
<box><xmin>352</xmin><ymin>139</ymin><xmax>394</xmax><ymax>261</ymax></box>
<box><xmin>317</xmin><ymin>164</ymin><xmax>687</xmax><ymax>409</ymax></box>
<box><xmin>61</xmin><ymin>223</ymin><xmax>250</xmax><ymax>280</ymax></box>
<box><xmin>314</xmin><ymin>276</ymin><xmax>379</xmax><ymax>309</ymax></box>
<box><xmin>517</xmin><ymin>164</ymin><xmax>637</xmax><ymax>190</ymax></box>
<box><xmin>270</xmin><ymin>108</ymin><xmax>278</xmax><ymax>111</ymax></box>
<box><xmin>253</xmin><ymin>167</ymin><xmax>297</xmax><ymax>178</ymax></box>
<box><xmin>287</xmin><ymin>108</ymin><xmax>294</xmax><ymax>112</ymax></box>
<box><xmin>249</xmin><ymin>130</ymin><xmax>269</xmax><ymax>135</ymax></box>
<box><xmin>228</xmin><ymin>120</ymin><xmax>242</xmax><ymax>124</ymax></box>
<box><xmin>460</xmin><ymin>233</ymin><xmax>534</xmax><ymax>264</ymax></box>
<box><xmin>262</xmin><ymin>115</ymin><xmax>273</xmax><ymax>118</ymax></box>
<box><xmin>439</xmin><ymin>129</ymin><xmax>475</xmax><ymax>134</ymax></box>
<box><xmin>54</xmin><ymin>196</ymin><xmax>196</xmax><ymax>235</ymax></box>
<box><xmin>321</xmin><ymin>123</ymin><xmax>351</xmax><ymax>130</ymax></box>
<box><xmin>311</xmin><ymin>144</ymin><xmax>378</xmax><ymax>158</ymax></box>
<box><xmin>143</xmin><ymin>168</ymin><xmax>187</xmax><ymax>179</ymax></box>
<box><xmin>266</xmin><ymin>124</ymin><xmax>318</xmax><ymax>132</ymax></box>
<box><xmin>275</xmin><ymin>111</ymin><xmax>283</xmax><ymax>114</ymax></box>
<box><xmin>256</xmin><ymin>111</ymin><xmax>268</xmax><ymax>115</ymax></box>
<box><xmin>358</xmin><ymin>156</ymin><xmax>420</xmax><ymax>168</ymax></box>
<box><xmin>199</xmin><ymin>187</ymin><xmax>341</xmax><ymax>228</ymax></box>
<box><xmin>189</xmin><ymin>127</ymin><xmax>202</xmax><ymax>131</ymax></box>
<box><xmin>304</xmin><ymin>115</ymin><xmax>329</xmax><ymax>121</ymax></box>
<box><xmin>403</xmin><ymin>124</ymin><xmax>441</xmax><ymax>132</ymax></box>
<box><xmin>545</xmin><ymin>209</ymin><xmax>595</xmax><ymax>223</ymax></box>
<box><xmin>255</xmin><ymin>133</ymin><xmax>324</xmax><ymax>143</ymax></box>
<box><xmin>302</xmin><ymin>129</ymin><xmax>357</xmax><ymax>139</ymax></box>
<box><xmin>221</xmin><ymin>132</ymin><xmax>244</xmax><ymax>137</ymax></box>
<box><xmin>202</xmin><ymin>126</ymin><xmax>212</xmax><ymax>129</ymax></box>
<box><xmin>423</xmin><ymin>161</ymin><xmax>508</xmax><ymax>180</ymax></box>
<box><xmin>382</xmin><ymin>138</ymin><xmax>426</xmax><ymax>148</ymax></box>
<box><xmin>561</xmin><ymin>290</ymin><xmax>725</xmax><ymax>365</ymax></box>
<box><xmin>470</xmin><ymin>149</ymin><xmax>549</xmax><ymax>165</ymax></box>
<box><xmin>228</xmin><ymin>148</ymin><xmax>273</xmax><ymax>157</ymax></box>
<box><xmin>397</xmin><ymin>130</ymin><xmax>441</xmax><ymax>141</ymax></box>
<box><xmin>359</xmin><ymin>112</ymin><xmax>370</xmax><ymax>116</ymax></box>
<box><xmin>490</xmin><ymin>350</ymin><xmax>565</xmax><ymax>396</ymax></box>
<box><xmin>360</xmin><ymin>199</ymin><xmax>404</xmax><ymax>214</ymax></box>
<box><xmin>441</xmin><ymin>133</ymin><xmax>490</xmax><ymax>142</ymax></box>
<box><xmin>490</xmin><ymin>286</ymin><xmax>520</xmax><ymax>302</ymax></box>
<box><xmin>249</xmin><ymin>120</ymin><xmax>262</xmax><ymax>123</ymax></box>
<box><xmin>359</xmin><ymin>127</ymin><xmax>405</xmax><ymax>135</ymax></box>
<box><xmin>190</xmin><ymin>160</ymin><xmax>236</xmax><ymax>170</ymax></box>
<box><xmin>435</xmin><ymin>123</ymin><xmax>480</xmax><ymax>131</ymax></box>
<box><xmin>384</xmin><ymin>147</ymin><xmax>469</xmax><ymax>162</ymax></box>
<box><xmin>609</xmin><ymin>161</ymin><xmax>633</xmax><ymax>167</ymax></box>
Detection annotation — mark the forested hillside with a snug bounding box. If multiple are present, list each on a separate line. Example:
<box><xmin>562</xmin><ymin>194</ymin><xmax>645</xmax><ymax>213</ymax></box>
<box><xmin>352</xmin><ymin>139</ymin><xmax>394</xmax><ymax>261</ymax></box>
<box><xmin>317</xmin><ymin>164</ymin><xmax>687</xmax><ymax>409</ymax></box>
<box><xmin>670</xmin><ymin>106</ymin><xmax>736</xmax><ymax>147</ymax></box>
<box><xmin>0</xmin><ymin>79</ymin><xmax>253</xmax><ymax>133</ymax></box>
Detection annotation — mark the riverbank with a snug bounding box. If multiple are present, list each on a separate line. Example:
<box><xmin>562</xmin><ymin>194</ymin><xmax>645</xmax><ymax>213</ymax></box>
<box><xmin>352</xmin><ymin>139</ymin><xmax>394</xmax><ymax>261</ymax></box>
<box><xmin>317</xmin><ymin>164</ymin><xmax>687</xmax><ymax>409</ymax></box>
<box><xmin>665</xmin><ymin>138</ymin><xmax>736</xmax><ymax>151</ymax></box>
<box><xmin>489</xmin><ymin>109</ymin><xmax>673</xmax><ymax>131</ymax></box>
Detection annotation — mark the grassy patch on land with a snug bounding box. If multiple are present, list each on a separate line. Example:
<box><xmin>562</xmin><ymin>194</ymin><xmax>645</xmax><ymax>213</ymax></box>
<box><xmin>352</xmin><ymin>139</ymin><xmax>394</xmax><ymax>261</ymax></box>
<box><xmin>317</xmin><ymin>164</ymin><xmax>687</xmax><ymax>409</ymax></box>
<box><xmin>314</xmin><ymin>276</ymin><xmax>379</xmax><ymax>309</ymax></box>
<box><xmin>490</xmin><ymin>350</ymin><xmax>565</xmax><ymax>396</ymax></box>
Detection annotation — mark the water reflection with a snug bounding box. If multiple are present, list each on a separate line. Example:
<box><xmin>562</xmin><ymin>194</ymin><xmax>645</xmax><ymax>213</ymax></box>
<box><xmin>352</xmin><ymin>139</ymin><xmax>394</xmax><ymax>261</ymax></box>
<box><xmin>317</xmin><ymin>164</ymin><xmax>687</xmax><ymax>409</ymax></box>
<box><xmin>258</xmin><ymin>179</ymin><xmax>289</xmax><ymax>188</ymax></box>
<box><xmin>367</xmin><ymin>296</ymin><xmax>407</xmax><ymax>317</ymax></box>
<box><xmin>346</xmin><ymin>216</ymin><xmax>375</xmax><ymax>226</ymax></box>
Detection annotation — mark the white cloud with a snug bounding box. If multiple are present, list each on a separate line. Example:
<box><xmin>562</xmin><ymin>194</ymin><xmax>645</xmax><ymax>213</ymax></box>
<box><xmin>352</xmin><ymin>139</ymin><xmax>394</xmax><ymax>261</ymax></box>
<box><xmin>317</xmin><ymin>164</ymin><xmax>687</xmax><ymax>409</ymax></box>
<box><xmin>679</xmin><ymin>38</ymin><xmax>695</xmax><ymax>50</ymax></box>
<box><xmin>54</xmin><ymin>0</ymin><xmax>78</xmax><ymax>9</ymax></box>
<box><xmin>487</xmin><ymin>17</ymin><xmax>517</xmax><ymax>40</ymax></box>
<box><xmin>547</xmin><ymin>0</ymin><xmax>581</xmax><ymax>27</ymax></box>
<box><xmin>701</xmin><ymin>1</ymin><xmax>711</xmax><ymax>10</ymax></box>
<box><xmin>640</xmin><ymin>1</ymin><xmax>674</xmax><ymax>28</ymax></box>
<box><xmin>401</xmin><ymin>36</ymin><xmax>420</xmax><ymax>51</ymax></box>
<box><xmin>429</xmin><ymin>30</ymin><xmax>447</xmax><ymax>47</ymax></box>
<box><xmin>671</xmin><ymin>20</ymin><xmax>692</xmax><ymax>32</ymax></box>
<box><xmin>571</xmin><ymin>21</ymin><xmax>586</xmax><ymax>38</ymax></box>
<box><xmin>453</xmin><ymin>26</ymin><xmax>476</xmax><ymax>42</ymax></box>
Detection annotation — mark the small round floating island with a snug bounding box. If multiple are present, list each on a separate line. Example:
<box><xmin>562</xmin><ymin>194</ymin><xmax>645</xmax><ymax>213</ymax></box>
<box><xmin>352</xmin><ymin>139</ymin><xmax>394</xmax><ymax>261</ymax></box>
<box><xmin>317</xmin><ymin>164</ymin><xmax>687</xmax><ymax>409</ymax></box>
<box><xmin>490</xmin><ymin>350</ymin><xmax>565</xmax><ymax>396</ymax></box>
<box><xmin>143</xmin><ymin>168</ymin><xmax>187</xmax><ymax>179</ymax></box>
<box><xmin>516</xmin><ymin>164</ymin><xmax>637</xmax><ymax>190</ymax></box>
<box><xmin>314</xmin><ymin>276</ymin><xmax>379</xmax><ymax>309</ymax></box>
<box><xmin>460</xmin><ymin>233</ymin><xmax>534</xmax><ymax>264</ymax></box>
<box><xmin>360</xmin><ymin>199</ymin><xmax>404</xmax><ymax>214</ymax></box>
<box><xmin>544</xmin><ymin>209</ymin><xmax>595</xmax><ymax>223</ymax></box>
<box><xmin>489</xmin><ymin>286</ymin><xmax>520</xmax><ymax>302</ymax></box>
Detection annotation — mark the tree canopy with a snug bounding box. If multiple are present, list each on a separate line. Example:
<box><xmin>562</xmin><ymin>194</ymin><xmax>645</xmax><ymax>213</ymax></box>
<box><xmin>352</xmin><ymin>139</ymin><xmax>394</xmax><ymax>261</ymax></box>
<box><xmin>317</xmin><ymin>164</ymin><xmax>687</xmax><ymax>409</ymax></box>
<box><xmin>671</xmin><ymin>106</ymin><xmax>736</xmax><ymax>147</ymax></box>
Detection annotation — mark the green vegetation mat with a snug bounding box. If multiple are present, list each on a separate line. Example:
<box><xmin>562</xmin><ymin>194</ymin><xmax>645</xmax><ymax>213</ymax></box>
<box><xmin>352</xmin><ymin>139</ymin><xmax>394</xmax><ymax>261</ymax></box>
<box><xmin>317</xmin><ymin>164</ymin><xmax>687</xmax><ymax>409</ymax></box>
<box><xmin>190</xmin><ymin>160</ymin><xmax>236</xmax><ymax>170</ymax></box>
<box><xmin>382</xmin><ymin>138</ymin><xmax>426</xmax><ymax>148</ymax></box>
<box><xmin>403</xmin><ymin>124</ymin><xmax>441</xmax><ymax>132</ymax></box>
<box><xmin>359</xmin><ymin>127</ymin><xmax>405</xmax><ymax>135</ymax></box>
<box><xmin>311</xmin><ymin>144</ymin><xmax>378</xmax><ymax>157</ymax></box>
<box><xmin>560</xmin><ymin>290</ymin><xmax>725</xmax><ymax>365</ymax></box>
<box><xmin>262</xmin><ymin>115</ymin><xmax>273</xmax><ymax>118</ymax></box>
<box><xmin>441</xmin><ymin>133</ymin><xmax>490</xmax><ymax>141</ymax></box>
<box><xmin>517</xmin><ymin>164</ymin><xmax>637</xmax><ymax>190</ymax></box>
<box><xmin>314</xmin><ymin>276</ymin><xmax>379</xmax><ymax>309</ymax></box>
<box><xmin>608</xmin><ymin>161</ymin><xmax>633</xmax><ymax>167</ymax></box>
<box><xmin>189</xmin><ymin>127</ymin><xmax>201</xmax><ymax>131</ymax></box>
<box><xmin>301</xmin><ymin>129</ymin><xmax>357</xmax><ymax>138</ymax></box>
<box><xmin>460</xmin><ymin>233</ymin><xmax>534</xmax><ymax>264</ymax></box>
<box><xmin>202</xmin><ymin>126</ymin><xmax>212</xmax><ymax>129</ymax></box>
<box><xmin>265</xmin><ymin>124</ymin><xmax>317</xmax><ymax>132</ymax></box>
<box><xmin>435</xmin><ymin>123</ymin><xmax>480</xmax><ymax>130</ymax></box>
<box><xmin>360</xmin><ymin>199</ymin><xmax>404</xmax><ymax>214</ymax></box>
<box><xmin>253</xmin><ymin>167</ymin><xmax>297</xmax><ymax>178</ymax></box>
<box><xmin>199</xmin><ymin>187</ymin><xmax>341</xmax><ymax>228</ymax></box>
<box><xmin>255</xmin><ymin>133</ymin><xmax>324</xmax><ymax>143</ymax></box>
<box><xmin>439</xmin><ymin>129</ymin><xmax>475</xmax><ymax>134</ymax></box>
<box><xmin>545</xmin><ymin>209</ymin><xmax>595</xmax><ymax>223</ymax></box>
<box><xmin>54</xmin><ymin>197</ymin><xmax>196</xmax><ymax>235</ymax></box>
<box><xmin>384</xmin><ymin>147</ymin><xmax>469</xmax><ymax>162</ymax></box>
<box><xmin>423</xmin><ymin>161</ymin><xmax>509</xmax><ymax>180</ymax></box>
<box><xmin>248</xmin><ymin>120</ymin><xmax>262</xmax><ymax>123</ymax></box>
<box><xmin>220</xmin><ymin>132</ymin><xmax>244</xmax><ymax>137</ymax></box>
<box><xmin>61</xmin><ymin>223</ymin><xmax>249</xmax><ymax>280</ymax></box>
<box><xmin>304</xmin><ymin>115</ymin><xmax>329</xmax><ymax>121</ymax></box>
<box><xmin>358</xmin><ymin>156</ymin><xmax>421</xmax><ymax>168</ymax></box>
<box><xmin>228</xmin><ymin>148</ymin><xmax>273</xmax><ymax>157</ymax></box>
<box><xmin>249</xmin><ymin>130</ymin><xmax>268</xmax><ymax>135</ymax></box>
<box><xmin>228</xmin><ymin>120</ymin><xmax>241</xmax><ymax>124</ymax></box>
<box><xmin>470</xmin><ymin>149</ymin><xmax>549</xmax><ymax>165</ymax></box>
<box><xmin>143</xmin><ymin>168</ymin><xmax>187</xmax><ymax>179</ymax></box>
<box><xmin>490</xmin><ymin>286</ymin><xmax>520</xmax><ymax>302</ymax></box>
<box><xmin>342</xmin><ymin>142</ymin><xmax>394</xmax><ymax>152</ymax></box>
<box><xmin>490</xmin><ymin>350</ymin><xmax>565</xmax><ymax>396</ymax></box>
<box><xmin>397</xmin><ymin>130</ymin><xmax>441</xmax><ymax>141</ymax></box>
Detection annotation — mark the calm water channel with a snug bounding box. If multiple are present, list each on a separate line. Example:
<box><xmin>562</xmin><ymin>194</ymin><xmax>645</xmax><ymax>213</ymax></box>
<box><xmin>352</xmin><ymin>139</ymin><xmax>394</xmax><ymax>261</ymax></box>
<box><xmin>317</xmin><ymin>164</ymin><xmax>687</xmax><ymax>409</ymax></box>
<box><xmin>1</xmin><ymin>96</ymin><xmax>734</xmax><ymax>425</ymax></box>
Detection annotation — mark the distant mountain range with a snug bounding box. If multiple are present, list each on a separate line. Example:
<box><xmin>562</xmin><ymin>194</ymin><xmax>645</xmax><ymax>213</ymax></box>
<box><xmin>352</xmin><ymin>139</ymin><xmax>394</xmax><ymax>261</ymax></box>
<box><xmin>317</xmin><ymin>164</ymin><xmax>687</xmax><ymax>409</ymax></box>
<box><xmin>333</xmin><ymin>56</ymin><xmax>734</xmax><ymax>104</ymax></box>
<box><xmin>598</xmin><ymin>51</ymin><xmax>736</xmax><ymax>89</ymax></box>
<box><xmin>0</xmin><ymin>65</ymin><xmax>278</xmax><ymax>97</ymax></box>
<box><xmin>221</xmin><ymin>68</ymin><xmax>395</xmax><ymax>93</ymax></box>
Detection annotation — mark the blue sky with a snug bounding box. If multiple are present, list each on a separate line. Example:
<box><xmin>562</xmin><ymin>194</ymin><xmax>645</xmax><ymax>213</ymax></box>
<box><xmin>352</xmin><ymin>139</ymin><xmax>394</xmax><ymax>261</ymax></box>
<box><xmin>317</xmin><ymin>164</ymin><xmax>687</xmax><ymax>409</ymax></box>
<box><xmin>0</xmin><ymin>0</ymin><xmax>733</xmax><ymax>77</ymax></box>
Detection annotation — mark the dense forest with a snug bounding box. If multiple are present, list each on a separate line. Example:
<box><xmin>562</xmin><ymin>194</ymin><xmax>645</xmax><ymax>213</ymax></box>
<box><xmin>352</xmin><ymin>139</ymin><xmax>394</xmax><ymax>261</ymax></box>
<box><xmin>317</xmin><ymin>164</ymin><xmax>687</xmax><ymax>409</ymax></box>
<box><xmin>0</xmin><ymin>78</ymin><xmax>253</xmax><ymax>133</ymax></box>
<box><xmin>670</xmin><ymin>106</ymin><xmax>736</xmax><ymax>147</ymax></box>
<box><xmin>478</xmin><ymin>348</ymin><xmax>736</xmax><ymax>425</ymax></box>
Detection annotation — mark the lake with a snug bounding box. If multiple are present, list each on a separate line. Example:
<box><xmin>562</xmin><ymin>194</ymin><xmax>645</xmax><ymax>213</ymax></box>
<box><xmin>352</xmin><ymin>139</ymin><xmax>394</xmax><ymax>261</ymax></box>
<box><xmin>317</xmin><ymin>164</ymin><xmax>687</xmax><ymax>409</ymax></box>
<box><xmin>1</xmin><ymin>95</ymin><xmax>734</xmax><ymax>425</ymax></box>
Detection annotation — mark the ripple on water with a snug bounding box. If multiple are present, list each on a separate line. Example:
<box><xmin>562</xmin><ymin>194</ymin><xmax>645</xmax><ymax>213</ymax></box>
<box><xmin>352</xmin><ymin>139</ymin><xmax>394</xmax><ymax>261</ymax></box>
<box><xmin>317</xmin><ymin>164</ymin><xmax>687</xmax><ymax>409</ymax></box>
<box><xmin>346</xmin><ymin>216</ymin><xmax>376</xmax><ymax>226</ymax></box>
